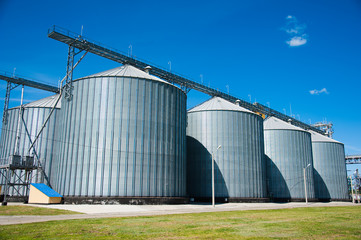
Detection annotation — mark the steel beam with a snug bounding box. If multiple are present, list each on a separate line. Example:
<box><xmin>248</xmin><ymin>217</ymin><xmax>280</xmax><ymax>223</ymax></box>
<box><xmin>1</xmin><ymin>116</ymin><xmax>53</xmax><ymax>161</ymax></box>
<box><xmin>0</xmin><ymin>73</ymin><xmax>59</xmax><ymax>93</ymax></box>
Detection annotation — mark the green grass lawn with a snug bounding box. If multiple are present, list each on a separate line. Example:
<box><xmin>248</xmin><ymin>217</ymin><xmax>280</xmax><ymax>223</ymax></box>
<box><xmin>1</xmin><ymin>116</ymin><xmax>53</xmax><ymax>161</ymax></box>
<box><xmin>0</xmin><ymin>205</ymin><xmax>80</xmax><ymax>216</ymax></box>
<box><xmin>0</xmin><ymin>206</ymin><xmax>360</xmax><ymax>239</ymax></box>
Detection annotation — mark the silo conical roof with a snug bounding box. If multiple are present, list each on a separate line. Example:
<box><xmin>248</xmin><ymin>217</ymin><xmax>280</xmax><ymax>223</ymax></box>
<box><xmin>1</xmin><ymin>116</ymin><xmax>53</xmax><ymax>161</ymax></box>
<box><xmin>11</xmin><ymin>94</ymin><xmax>61</xmax><ymax>109</ymax></box>
<box><xmin>264</xmin><ymin>116</ymin><xmax>305</xmax><ymax>131</ymax></box>
<box><xmin>308</xmin><ymin>130</ymin><xmax>341</xmax><ymax>143</ymax></box>
<box><xmin>86</xmin><ymin>64</ymin><xmax>167</xmax><ymax>83</ymax></box>
<box><xmin>188</xmin><ymin>97</ymin><xmax>254</xmax><ymax>113</ymax></box>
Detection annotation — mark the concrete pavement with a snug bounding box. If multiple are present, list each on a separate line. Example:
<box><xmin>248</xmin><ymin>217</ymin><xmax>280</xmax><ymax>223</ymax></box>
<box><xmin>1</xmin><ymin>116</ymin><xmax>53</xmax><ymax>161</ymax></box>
<box><xmin>0</xmin><ymin>201</ymin><xmax>357</xmax><ymax>225</ymax></box>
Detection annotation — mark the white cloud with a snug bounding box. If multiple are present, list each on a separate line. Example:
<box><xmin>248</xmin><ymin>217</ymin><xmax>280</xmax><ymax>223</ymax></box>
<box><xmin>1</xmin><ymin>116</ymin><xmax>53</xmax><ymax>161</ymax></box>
<box><xmin>283</xmin><ymin>15</ymin><xmax>308</xmax><ymax>47</ymax></box>
<box><xmin>287</xmin><ymin>36</ymin><xmax>307</xmax><ymax>46</ymax></box>
<box><xmin>309</xmin><ymin>88</ymin><xmax>329</xmax><ymax>95</ymax></box>
<box><xmin>319</xmin><ymin>88</ymin><xmax>329</xmax><ymax>94</ymax></box>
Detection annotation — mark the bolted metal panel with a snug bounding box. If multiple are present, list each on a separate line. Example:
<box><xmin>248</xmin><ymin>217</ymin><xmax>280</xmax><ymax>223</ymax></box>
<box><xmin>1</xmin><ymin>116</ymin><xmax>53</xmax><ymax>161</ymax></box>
<box><xmin>264</xmin><ymin>129</ymin><xmax>315</xmax><ymax>200</ymax></box>
<box><xmin>312</xmin><ymin>142</ymin><xmax>349</xmax><ymax>200</ymax></box>
<box><xmin>53</xmin><ymin>75</ymin><xmax>187</xmax><ymax>197</ymax></box>
<box><xmin>186</xmin><ymin>107</ymin><xmax>267</xmax><ymax>199</ymax></box>
<box><xmin>0</xmin><ymin>104</ymin><xmax>60</xmax><ymax>193</ymax></box>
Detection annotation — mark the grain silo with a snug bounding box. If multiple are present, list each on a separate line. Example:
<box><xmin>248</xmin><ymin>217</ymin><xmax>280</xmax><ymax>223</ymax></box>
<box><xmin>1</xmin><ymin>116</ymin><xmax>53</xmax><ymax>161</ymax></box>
<box><xmin>308</xmin><ymin>130</ymin><xmax>349</xmax><ymax>201</ymax></box>
<box><xmin>264</xmin><ymin>117</ymin><xmax>315</xmax><ymax>201</ymax></box>
<box><xmin>53</xmin><ymin>64</ymin><xmax>187</xmax><ymax>204</ymax></box>
<box><xmin>187</xmin><ymin>97</ymin><xmax>267</xmax><ymax>202</ymax></box>
<box><xmin>0</xmin><ymin>94</ymin><xmax>61</xmax><ymax>195</ymax></box>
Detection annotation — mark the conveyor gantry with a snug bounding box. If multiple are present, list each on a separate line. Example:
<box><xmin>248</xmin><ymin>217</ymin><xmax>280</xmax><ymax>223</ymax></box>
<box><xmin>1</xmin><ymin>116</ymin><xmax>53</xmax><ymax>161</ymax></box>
<box><xmin>0</xmin><ymin>72</ymin><xmax>59</xmax><ymax>93</ymax></box>
<box><xmin>346</xmin><ymin>155</ymin><xmax>361</xmax><ymax>164</ymax></box>
<box><xmin>48</xmin><ymin>25</ymin><xmax>325</xmax><ymax>135</ymax></box>
<box><xmin>0</xmin><ymin>72</ymin><xmax>59</xmax><ymax>123</ymax></box>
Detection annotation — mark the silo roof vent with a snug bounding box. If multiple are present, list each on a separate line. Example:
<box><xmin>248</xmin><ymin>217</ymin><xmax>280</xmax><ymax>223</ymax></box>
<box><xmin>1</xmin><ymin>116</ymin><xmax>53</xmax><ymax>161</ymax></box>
<box><xmin>144</xmin><ymin>66</ymin><xmax>152</xmax><ymax>73</ymax></box>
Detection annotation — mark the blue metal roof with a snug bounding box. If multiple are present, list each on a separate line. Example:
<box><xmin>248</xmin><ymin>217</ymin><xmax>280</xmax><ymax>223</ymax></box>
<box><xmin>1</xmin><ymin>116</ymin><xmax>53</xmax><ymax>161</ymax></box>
<box><xmin>31</xmin><ymin>183</ymin><xmax>63</xmax><ymax>198</ymax></box>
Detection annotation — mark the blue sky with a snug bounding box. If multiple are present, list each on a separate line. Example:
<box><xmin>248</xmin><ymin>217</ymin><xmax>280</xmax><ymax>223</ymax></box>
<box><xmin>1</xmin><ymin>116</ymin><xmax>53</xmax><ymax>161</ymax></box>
<box><xmin>0</xmin><ymin>0</ymin><xmax>360</xmax><ymax>172</ymax></box>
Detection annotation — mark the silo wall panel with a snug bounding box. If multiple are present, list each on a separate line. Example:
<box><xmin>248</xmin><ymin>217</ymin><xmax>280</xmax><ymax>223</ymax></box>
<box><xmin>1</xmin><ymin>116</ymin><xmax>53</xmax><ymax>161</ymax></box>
<box><xmin>187</xmin><ymin>110</ymin><xmax>267</xmax><ymax>199</ymax></box>
<box><xmin>54</xmin><ymin>76</ymin><xmax>186</xmax><ymax>198</ymax></box>
<box><xmin>265</xmin><ymin>129</ymin><xmax>315</xmax><ymax>200</ymax></box>
<box><xmin>312</xmin><ymin>142</ymin><xmax>348</xmax><ymax>200</ymax></box>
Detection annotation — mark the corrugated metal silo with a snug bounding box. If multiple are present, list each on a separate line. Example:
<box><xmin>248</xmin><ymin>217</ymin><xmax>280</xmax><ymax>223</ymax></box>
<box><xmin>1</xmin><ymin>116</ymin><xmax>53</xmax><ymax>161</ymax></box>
<box><xmin>264</xmin><ymin>117</ymin><xmax>315</xmax><ymax>201</ymax></box>
<box><xmin>187</xmin><ymin>97</ymin><xmax>267</xmax><ymax>201</ymax></box>
<box><xmin>53</xmin><ymin>65</ymin><xmax>187</xmax><ymax>203</ymax></box>
<box><xmin>309</xmin><ymin>130</ymin><xmax>349</xmax><ymax>201</ymax></box>
<box><xmin>0</xmin><ymin>94</ymin><xmax>61</xmax><ymax>193</ymax></box>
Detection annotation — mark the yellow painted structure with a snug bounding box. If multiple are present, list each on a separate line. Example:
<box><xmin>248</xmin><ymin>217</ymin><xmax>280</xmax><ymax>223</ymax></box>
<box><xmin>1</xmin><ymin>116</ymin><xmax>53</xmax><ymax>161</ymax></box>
<box><xmin>28</xmin><ymin>185</ymin><xmax>62</xmax><ymax>204</ymax></box>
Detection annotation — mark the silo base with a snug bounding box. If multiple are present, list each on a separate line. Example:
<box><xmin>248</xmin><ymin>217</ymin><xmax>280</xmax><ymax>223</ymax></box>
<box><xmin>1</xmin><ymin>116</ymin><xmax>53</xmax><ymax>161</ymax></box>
<box><xmin>329</xmin><ymin>198</ymin><xmax>352</xmax><ymax>202</ymax></box>
<box><xmin>271</xmin><ymin>198</ymin><xmax>319</xmax><ymax>203</ymax></box>
<box><xmin>228</xmin><ymin>197</ymin><xmax>270</xmax><ymax>203</ymax></box>
<box><xmin>63</xmin><ymin>196</ymin><xmax>189</xmax><ymax>205</ymax></box>
<box><xmin>189</xmin><ymin>197</ymin><xmax>270</xmax><ymax>203</ymax></box>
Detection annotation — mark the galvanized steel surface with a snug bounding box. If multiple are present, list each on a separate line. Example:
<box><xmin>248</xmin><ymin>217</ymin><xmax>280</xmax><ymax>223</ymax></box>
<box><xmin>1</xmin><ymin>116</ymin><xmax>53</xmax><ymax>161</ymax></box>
<box><xmin>312</xmin><ymin>141</ymin><xmax>349</xmax><ymax>200</ymax></box>
<box><xmin>54</xmin><ymin>74</ymin><xmax>187</xmax><ymax>197</ymax></box>
<box><xmin>187</xmin><ymin>99</ymin><xmax>267</xmax><ymax>199</ymax></box>
<box><xmin>0</xmin><ymin>104</ymin><xmax>59</xmax><ymax>194</ymax></box>
<box><xmin>264</xmin><ymin>128</ymin><xmax>315</xmax><ymax>200</ymax></box>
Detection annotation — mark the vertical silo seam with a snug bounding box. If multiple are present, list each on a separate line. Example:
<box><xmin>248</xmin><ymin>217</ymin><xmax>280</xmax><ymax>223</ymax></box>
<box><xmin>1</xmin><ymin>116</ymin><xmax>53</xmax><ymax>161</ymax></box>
<box><xmin>63</xmin><ymin>92</ymin><xmax>72</xmax><ymax>196</ymax></box>
<box><xmin>101</xmin><ymin>77</ymin><xmax>110</xmax><ymax>196</ymax></box>
<box><xmin>174</xmin><ymin>89</ymin><xmax>179</xmax><ymax>196</ymax></box>
<box><xmin>47</xmin><ymin>110</ymin><xmax>56</xmax><ymax>184</ymax></box>
<box><xmin>84</xmin><ymin>79</ymin><xmax>94</xmax><ymax>196</ymax></box>
<box><xmin>78</xmin><ymin>79</ymin><xmax>87</xmax><ymax>196</ymax></box>
<box><xmin>39</xmin><ymin>109</ymin><xmax>48</xmax><ymax>183</ymax></box>
<box><xmin>62</xmin><ymin>89</ymin><xmax>73</xmax><ymax>195</ymax></box>
<box><xmin>92</xmin><ymin>78</ymin><xmax>102</xmax><ymax>196</ymax></box>
<box><xmin>177</xmin><ymin>90</ymin><xmax>181</xmax><ymax>196</ymax></box>
<box><xmin>139</xmin><ymin>79</ymin><xmax>146</xmax><ymax>196</ymax></box>
<box><xmin>77</xmin><ymin>79</ymin><xmax>87</xmax><ymax>196</ymax></box>
<box><xmin>166</xmin><ymin>87</ymin><xmax>170</xmax><ymax>196</ymax></box>
<box><xmin>107</xmin><ymin>78</ymin><xmax>117</xmax><ymax>196</ymax></box>
<box><xmin>42</xmin><ymin>108</ymin><xmax>51</xmax><ymax>183</ymax></box>
<box><xmin>56</xmin><ymin>100</ymin><xmax>65</xmax><ymax>193</ymax></box>
<box><xmin>153</xmin><ymin>85</ymin><xmax>159</xmax><ymax>196</ymax></box>
<box><xmin>145</xmin><ymin>81</ymin><xmax>152</xmax><ymax>196</ymax></box>
<box><xmin>116</xmin><ymin>78</ymin><xmax>124</xmax><ymax>196</ymax></box>
<box><xmin>158</xmin><ymin>85</ymin><xmax>164</xmax><ymax>196</ymax></box>
<box><xmin>70</xmin><ymin>80</ymin><xmax>81</xmax><ymax>196</ymax></box>
<box><xmin>123</xmin><ymin>79</ymin><xmax>131</xmax><ymax>196</ymax></box>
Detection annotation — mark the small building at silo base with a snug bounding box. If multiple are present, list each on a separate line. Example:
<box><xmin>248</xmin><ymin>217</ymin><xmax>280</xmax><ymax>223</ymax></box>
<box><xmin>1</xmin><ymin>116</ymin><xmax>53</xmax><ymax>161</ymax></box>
<box><xmin>187</xmin><ymin>97</ymin><xmax>268</xmax><ymax>203</ymax></box>
<box><xmin>308</xmin><ymin>130</ymin><xmax>349</xmax><ymax>201</ymax></box>
<box><xmin>28</xmin><ymin>183</ymin><xmax>62</xmax><ymax>204</ymax></box>
<box><xmin>264</xmin><ymin>117</ymin><xmax>316</xmax><ymax>202</ymax></box>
